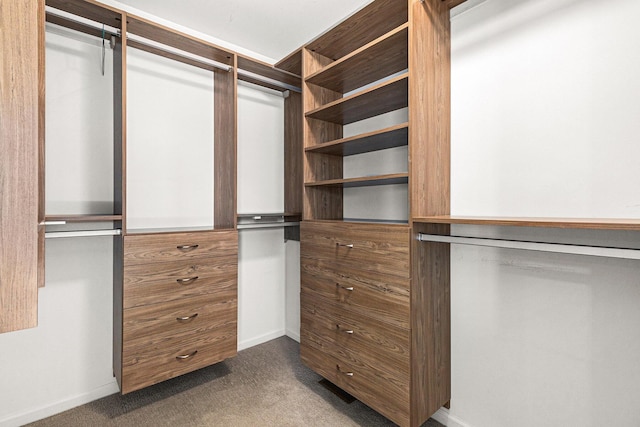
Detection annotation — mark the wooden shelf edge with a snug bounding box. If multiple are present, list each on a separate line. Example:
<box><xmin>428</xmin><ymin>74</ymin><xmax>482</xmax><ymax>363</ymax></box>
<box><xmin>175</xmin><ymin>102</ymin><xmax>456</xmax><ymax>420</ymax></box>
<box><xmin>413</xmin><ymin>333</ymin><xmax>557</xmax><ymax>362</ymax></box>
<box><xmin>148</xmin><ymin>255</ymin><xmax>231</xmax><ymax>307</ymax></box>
<box><xmin>275</xmin><ymin>48</ymin><xmax>302</xmax><ymax>76</ymax></box>
<box><xmin>413</xmin><ymin>215</ymin><xmax>640</xmax><ymax>231</ymax></box>
<box><xmin>45</xmin><ymin>214</ymin><xmax>122</xmax><ymax>223</ymax></box>
<box><xmin>306</xmin><ymin>122</ymin><xmax>409</xmax><ymax>156</ymax></box>
<box><xmin>305</xmin><ymin>173</ymin><xmax>408</xmax><ymax>188</ymax></box>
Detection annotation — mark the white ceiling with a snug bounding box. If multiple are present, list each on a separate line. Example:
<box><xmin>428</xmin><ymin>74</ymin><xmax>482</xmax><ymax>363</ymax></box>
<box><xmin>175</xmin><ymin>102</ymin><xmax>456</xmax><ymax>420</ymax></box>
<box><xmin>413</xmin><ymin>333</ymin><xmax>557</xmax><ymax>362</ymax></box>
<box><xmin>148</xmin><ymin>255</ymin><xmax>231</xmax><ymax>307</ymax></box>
<box><xmin>112</xmin><ymin>0</ymin><xmax>373</xmax><ymax>62</ymax></box>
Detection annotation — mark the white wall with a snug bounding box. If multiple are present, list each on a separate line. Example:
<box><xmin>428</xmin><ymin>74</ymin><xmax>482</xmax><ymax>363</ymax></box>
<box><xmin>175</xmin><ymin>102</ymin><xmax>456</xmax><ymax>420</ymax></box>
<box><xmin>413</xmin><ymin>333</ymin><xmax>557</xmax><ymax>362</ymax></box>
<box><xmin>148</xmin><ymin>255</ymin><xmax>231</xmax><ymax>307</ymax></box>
<box><xmin>440</xmin><ymin>0</ymin><xmax>640</xmax><ymax>426</ymax></box>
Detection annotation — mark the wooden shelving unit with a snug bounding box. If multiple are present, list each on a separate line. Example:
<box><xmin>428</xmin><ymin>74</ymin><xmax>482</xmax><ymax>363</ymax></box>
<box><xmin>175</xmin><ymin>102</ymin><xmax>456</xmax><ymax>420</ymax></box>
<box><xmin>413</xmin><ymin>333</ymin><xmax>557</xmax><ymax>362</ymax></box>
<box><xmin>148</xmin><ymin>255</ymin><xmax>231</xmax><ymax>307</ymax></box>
<box><xmin>45</xmin><ymin>214</ymin><xmax>123</xmax><ymax>223</ymax></box>
<box><xmin>414</xmin><ymin>215</ymin><xmax>640</xmax><ymax>230</ymax></box>
<box><xmin>305</xmin><ymin>73</ymin><xmax>408</xmax><ymax>124</ymax></box>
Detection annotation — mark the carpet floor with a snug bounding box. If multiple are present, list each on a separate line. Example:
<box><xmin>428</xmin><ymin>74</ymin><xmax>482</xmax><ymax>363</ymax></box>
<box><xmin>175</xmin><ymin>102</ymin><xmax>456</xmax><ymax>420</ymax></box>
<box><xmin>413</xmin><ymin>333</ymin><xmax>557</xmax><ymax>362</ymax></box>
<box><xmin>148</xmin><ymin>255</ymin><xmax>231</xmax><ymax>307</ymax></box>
<box><xmin>27</xmin><ymin>337</ymin><xmax>444</xmax><ymax>427</ymax></box>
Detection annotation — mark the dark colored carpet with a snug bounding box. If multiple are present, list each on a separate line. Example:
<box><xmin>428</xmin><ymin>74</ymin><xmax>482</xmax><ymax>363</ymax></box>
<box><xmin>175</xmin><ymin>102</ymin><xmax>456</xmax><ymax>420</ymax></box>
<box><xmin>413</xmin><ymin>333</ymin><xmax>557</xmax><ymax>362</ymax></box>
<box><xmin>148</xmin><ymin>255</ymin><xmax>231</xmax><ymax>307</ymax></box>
<box><xmin>27</xmin><ymin>337</ymin><xmax>443</xmax><ymax>426</ymax></box>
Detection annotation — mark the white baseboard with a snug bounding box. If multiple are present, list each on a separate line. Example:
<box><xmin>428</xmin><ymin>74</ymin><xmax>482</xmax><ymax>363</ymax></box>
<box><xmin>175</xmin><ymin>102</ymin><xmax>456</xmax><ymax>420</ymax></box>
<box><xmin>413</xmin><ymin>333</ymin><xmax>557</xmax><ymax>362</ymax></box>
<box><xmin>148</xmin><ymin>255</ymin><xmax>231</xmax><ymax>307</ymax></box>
<box><xmin>285</xmin><ymin>328</ymin><xmax>300</xmax><ymax>342</ymax></box>
<box><xmin>238</xmin><ymin>329</ymin><xmax>286</xmax><ymax>351</ymax></box>
<box><xmin>0</xmin><ymin>380</ymin><xmax>119</xmax><ymax>427</ymax></box>
<box><xmin>432</xmin><ymin>407</ymin><xmax>472</xmax><ymax>427</ymax></box>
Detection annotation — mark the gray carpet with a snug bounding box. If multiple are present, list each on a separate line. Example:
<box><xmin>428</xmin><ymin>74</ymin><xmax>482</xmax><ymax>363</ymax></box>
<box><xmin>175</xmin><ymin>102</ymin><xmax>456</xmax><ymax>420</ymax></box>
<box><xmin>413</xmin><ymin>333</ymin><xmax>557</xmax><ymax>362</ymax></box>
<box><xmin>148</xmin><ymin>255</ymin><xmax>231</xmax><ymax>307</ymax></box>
<box><xmin>28</xmin><ymin>337</ymin><xmax>444</xmax><ymax>426</ymax></box>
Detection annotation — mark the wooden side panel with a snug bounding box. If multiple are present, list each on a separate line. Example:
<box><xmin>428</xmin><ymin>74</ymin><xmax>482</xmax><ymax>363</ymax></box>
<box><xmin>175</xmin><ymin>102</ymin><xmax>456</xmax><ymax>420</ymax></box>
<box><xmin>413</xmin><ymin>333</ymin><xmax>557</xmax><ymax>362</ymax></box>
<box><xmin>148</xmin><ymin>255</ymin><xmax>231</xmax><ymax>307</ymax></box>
<box><xmin>409</xmin><ymin>0</ymin><xmax>451</xmax><ymax>220</ymax></box>
<box><xmin>214</xmin><ymin>59</ymin><xmax>237</xmax><ymax>229</ymax></box>
<box><xmin>113</xmin><ymin>234</ymin><xmax>124</xmax><ymax>389</ymax></box>
<box><xmin>411</xmin><ymin>222</ymin><xmax>451</xmax><ymax>426</ymax></box>
<box><xmin>38</xmin><ymin>0</ymin><xmax>46</xmax><ymax>288</ymax></box>
<box><xmin>114</xmin><ymin>16</ymin><xmax>126</xmax><ymax>224</ymax></box>
<box><xmin>303</xmin><ymin>49</ymin><xmax>343</xmax><ymax>220</ymax></box>
<box><xmin>0</xmin><ymin>0</ymin><xmax>40</xmax><ymax>333</ymax></box>
<box><xmin>284</xmin><ymin>91</ymin><xmax>303</xmax><ymax>215</ymax></box>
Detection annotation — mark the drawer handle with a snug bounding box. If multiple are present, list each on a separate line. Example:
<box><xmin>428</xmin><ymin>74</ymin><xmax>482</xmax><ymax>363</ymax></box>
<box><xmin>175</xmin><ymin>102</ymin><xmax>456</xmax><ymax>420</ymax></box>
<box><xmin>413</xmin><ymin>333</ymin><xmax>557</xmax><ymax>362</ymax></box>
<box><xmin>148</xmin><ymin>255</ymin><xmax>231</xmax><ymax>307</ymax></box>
<box><xmin>336</xmin><ymin>364</ymin><xmax>354</xmax><ymax>377</ymax></box>
<box><xmin>176</xmin><ymin>313</ymin><xmax>198</xmax><ymax>322</ymax></box>
<box><xmin>176</xmin><ymin>350</ymin><xmax>198</xmax><ymax>360</ymax></box>
<box><xmin>176</xmin><ymin>276</ymin><xmax>199</xmax><ymax>285</ymax></box>
<box><xmin>336</xmin><ymin>243</ymin><xmax>354</xmax><ymax>248</ymax></box>
<box><xmin>336</xmin><ymin>324</ymin><xmax>354</xmax><ymax>334</ymax></box>
<box><xmin>177</xmin><ymin>244</ymin><xmax>199</xmax><ymax>251</ymax></box>
<box><xmin>336</xmin><ymin>284</ymin><xmax>354</xmax><ymax>292</ymax></box>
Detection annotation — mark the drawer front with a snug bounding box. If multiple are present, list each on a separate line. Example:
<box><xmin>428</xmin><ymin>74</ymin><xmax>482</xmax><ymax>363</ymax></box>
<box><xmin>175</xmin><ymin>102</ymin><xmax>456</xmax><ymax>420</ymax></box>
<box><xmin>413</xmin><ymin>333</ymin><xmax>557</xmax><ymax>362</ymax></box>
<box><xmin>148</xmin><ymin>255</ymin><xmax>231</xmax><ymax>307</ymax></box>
<box><xmin>300</xmin><ymin>221</ymin><xmax>409</xmax><ymax>279</ymax></box>
<box><xmin>124</xmin><ymin>230</ymin><xmax>238</xmax><ymax>266</ymax></box>
<box><xmin>122</xmin><ymin>322</ymin><xmax>236</xmax><ymax>394</ymax></box>
<box><xmin>301</xmin><ymin>337</ymin><xmax>409</xmax><ymax>427</ymax></box>
<box><xmin>124</xmin><ymin>255</ymin><xmax>237</xmax><ymax>309</ymax></box>
<box><xmin>123</xmin><ymin>292</ymin><xmax>236</xmax><ymax>344</ymax></box>
<box><xmin>301</xmin><ymin>294</ymin><xmax>409</xmax><ymax>369</ymax></box>
<box><xmin>301</xmin><ymin>258</ymin><xmax>409</xmax><ymax>329</ymax></box>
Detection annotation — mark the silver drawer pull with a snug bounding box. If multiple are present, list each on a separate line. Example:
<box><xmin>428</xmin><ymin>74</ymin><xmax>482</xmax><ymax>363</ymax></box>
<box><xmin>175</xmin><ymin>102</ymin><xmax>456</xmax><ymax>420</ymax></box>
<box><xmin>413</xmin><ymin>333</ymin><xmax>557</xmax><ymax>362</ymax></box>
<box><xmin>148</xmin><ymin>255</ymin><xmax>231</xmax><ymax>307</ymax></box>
<box><xmin>176</xmin><ymin>276</ymin><xmax>199</xmax><ymax>284</ymax></box>
<box><xmin>176</xmin><ymin>350</ymin><xmax>198</xmax><ymax>360</ymax></box>
<box><xmin>177</xmin><ymin>244</ymin><xmax>199</xmax><ymax>250</ymax></box>
<box><xmin>336</xmin><ymin>324</ymin><xmax>354</xmax><ymax>334</ymax></box>
<box><xmin>336</xmin><ymin>243</ymin><xmax>354</xmax><ymax>248</ymax></box>
<box><xmin>176</xmin><ymin>313</ymin><xmax>198</xmax><ymax>322</ymax></box>
<box><xmin>336</xmin><ymin>364</ymin><xmax>354</xmax><ymax>377</ymax></box>
<box><xmin>336</xmin><ymin>284</ymin><xmax>354</xmax><ymax>292</ymax></box>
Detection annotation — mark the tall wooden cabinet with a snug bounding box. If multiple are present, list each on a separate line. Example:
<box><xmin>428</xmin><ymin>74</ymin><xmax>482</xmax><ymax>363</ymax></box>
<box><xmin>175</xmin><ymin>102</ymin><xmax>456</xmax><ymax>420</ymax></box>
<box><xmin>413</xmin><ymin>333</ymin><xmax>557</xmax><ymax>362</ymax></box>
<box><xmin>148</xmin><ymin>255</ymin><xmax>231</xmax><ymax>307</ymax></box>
<box><xmin>298</xmin><ymin>1</ymin><xmax>452</xmax><ymax>425</ymax></box>
<box><xmin>0</xmin><ymin>0</ymin><xmax>44</xmax><ymax>334</ymax></box>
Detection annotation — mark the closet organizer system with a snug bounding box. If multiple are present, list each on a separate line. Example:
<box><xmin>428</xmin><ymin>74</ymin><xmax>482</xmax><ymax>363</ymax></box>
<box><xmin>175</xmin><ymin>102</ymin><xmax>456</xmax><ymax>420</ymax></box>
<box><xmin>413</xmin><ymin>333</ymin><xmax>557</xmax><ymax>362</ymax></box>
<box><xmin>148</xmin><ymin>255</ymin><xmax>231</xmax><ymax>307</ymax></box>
<box><xmin>0</xmin><ymin>0</ymin><xmax>303</xmax><ymax>394</ymax></box>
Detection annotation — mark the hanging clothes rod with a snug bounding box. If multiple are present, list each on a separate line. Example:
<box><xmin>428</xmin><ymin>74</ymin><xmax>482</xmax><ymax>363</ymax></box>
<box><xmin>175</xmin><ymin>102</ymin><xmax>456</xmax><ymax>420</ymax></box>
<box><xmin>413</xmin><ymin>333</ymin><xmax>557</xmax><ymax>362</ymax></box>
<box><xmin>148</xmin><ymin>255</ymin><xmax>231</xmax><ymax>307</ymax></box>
<box><xmin>45</xmin><ymin>229</ymin><xmax>122</xmax><ymax>239</ymax></box>
<box><xmin>237</xmin><ymin>69</ymin><xmax>302</xmax><ymax>94</ymax></box>
<box><xmin>237</xmin><ymin>222</ymin><xmax>299</xmax><ymax>230</ymax></box>
<box><xmin>417</xmin><ymin>233</ymin><xmax>640</xmax><ymax>260</ymax></box>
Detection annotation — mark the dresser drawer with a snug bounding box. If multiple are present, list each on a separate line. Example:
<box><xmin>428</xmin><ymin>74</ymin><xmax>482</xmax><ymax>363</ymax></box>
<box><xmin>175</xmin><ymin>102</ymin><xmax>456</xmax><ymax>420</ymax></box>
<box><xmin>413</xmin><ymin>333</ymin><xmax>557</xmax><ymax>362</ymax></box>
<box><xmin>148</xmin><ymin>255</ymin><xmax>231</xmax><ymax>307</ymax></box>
<box><xmin>121</xmin><ymin>321</ymin><xmax>236</xmax><ymax>393</ymax></box>
<box><xmin>301</xmin><ymin>257</ymin><xmax>409</xmax><ymax>329</ymax></box>
<box><xmin>124</xmin><ymin>230</ymin><xmax>238</xmax><ymax>266</ymax></box>
<box><xmin>301</xmin><ymin>294</ymin><xmax>409</xmax><ymax>368</ymax></box>
<box><xmin>124</xmin><ymin>255</ymin><xmax>237</xmax><ymax>309</ymax></box>
<box><xmin>301</xmin><ymin>336</ymin><xmax>409</xmax><ymax>427</ymax></box>
<box><xmin>300</xmin><ymin>221</ymin><xmax>409</xmax><ymax>279</ymax></box>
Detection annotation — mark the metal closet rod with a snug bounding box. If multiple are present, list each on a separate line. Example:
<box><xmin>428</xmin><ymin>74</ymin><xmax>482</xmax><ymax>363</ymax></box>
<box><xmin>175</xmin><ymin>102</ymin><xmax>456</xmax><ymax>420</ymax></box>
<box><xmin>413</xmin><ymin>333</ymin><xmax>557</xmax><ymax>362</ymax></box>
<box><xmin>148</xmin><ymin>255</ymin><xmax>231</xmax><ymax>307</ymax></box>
<box><xmin>417</xmin><ymin>233</ymin><xmax>640</xmax><ymax>260</ymax></box>
<box><xmin>237</xmin><ymin>222</ymin><xmax>299</xmax><ymax>230</ymax></box>
<box><xmin>45</xmin><ymin>229</ymin><xmax>122</xmax><ymax>239</ymax></box>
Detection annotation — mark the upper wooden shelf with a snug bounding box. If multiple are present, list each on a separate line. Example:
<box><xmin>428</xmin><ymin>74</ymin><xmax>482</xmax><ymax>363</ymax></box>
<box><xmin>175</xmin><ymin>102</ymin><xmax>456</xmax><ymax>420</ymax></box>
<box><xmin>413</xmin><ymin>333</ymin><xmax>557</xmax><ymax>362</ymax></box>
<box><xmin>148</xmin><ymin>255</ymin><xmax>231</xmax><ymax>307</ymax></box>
<box><xmin>46</xmin><ymin>0</ymin><xmax>123</xmax><ymax>27</ymax></box>
<box><xmin>237</xmin><ymin>55</ymin><xmax>301</xmax><ymax>88</ymax></box>
<box><xmin>306</xmin><ymin>123</ymin><xmax>408</xmax><ymax>156</ymax></box>
<box><xmin>305</xmin><ymin>173</ymin><xmax>408</xmax><ymax>188</ymax></box>
<box><xmin>413</xmin><ymin>216</ymin><xmax>640</xmax><ymax>231</ymax></box>
<box><xmin>306</xmin><ymin>24</ymin><xmax>408</xmax><ymax>94</ymax></box>
<box><xmin>275</xmin><ymin>49</ymin><xmax>302</xmax><ymax>77</ymax></box>
<box><xmin>45</xmin><ymin>214</ymin><xmax>122</xmax><ymax>223</ymax></box>
<box><xmin>306</xmin><ymin>0</ymin><xmax>408</xmax><ymax>61</ymax></box>
<box><xmin>305</xmin><ymin>73</ymin><xmax>408</xmax><ymax>125</ymax></box>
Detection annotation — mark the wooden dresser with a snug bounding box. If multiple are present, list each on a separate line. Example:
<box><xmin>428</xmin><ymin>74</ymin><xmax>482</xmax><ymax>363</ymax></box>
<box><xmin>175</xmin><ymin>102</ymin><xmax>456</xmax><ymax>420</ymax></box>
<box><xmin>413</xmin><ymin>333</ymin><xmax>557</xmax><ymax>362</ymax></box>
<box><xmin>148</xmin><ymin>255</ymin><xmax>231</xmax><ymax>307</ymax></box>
<box><xmin>300</xmin><ymin>221</ymin><xmax>412</xmax><ymax>425</ymax></box>
<box><xmin>115</xmin><ymin>230</ymin><xmax>238</xmax><ymax>393</ymax></box>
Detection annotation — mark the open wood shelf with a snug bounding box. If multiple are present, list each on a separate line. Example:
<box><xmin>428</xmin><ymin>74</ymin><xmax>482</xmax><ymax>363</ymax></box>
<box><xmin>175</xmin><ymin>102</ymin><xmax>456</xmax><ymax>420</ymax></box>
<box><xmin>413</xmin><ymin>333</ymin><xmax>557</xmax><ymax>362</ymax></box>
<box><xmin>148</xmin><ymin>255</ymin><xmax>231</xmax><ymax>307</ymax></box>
<box><xmin>305</xmin><ymin>73</ymin><xmax>408</xmax><ymax>125</ymax></box>
<box><xmin>275</xmin><ymin>48</ymin><xmax>302</xmax><ymax>77</ymax></box>
<box><xmin>305</xmin><ymin>173</ymin><xmax>408</xmax><ymax>188</ymax></box>
<box><xmin>45</xmin><ymin>214</ymin><xmax>122</xmax><ymax>223</ymax></box>
<box><xmin>306</xmin><ymin>0</ymin><xmax>408</xmax><ymax>60</ymax></box>
<box><xmin>413</xmin><ymin>215</ymin><xmax>640</xmax><ymax>231</ymax></box>
<box><xmin>306</xmin><ymin>24</ymin><xmax>408</xmax><ymax>94</ymax></box>
<box><xmin>306</xmin><ymin>122</ymin><xmax>408</xmax><ymax>156</ymax></box>
<box><xmin>46</xmin><ymin>0</ymin><xmax>123</xmax><ymax>27</ymax></box>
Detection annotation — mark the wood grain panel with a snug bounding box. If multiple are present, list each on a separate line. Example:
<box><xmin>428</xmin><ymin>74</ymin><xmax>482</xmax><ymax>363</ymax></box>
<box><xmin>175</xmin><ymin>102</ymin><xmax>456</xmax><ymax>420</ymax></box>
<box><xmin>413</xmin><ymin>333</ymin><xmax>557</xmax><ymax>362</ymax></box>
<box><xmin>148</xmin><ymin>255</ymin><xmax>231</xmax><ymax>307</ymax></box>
<box><xmin>284</xmin><ymin>91</ymin><xmax>303</xmax><ymax>217</ymax></box>
<box><xmin>126</xmin><ymin>14</ymin><xmax>233</xmax><ymax>66</ymax></box>
<box><xmin>0</xmin><ymin>0</ymin><xmax>40</xmax><ymax>333</ymax></box>
<box><xmin>300</xmin><ymin>259</ymin><xmax>409</xmax><ymax>329</ymax></box>
<box><xmin>124</xmin><ymin>230</ymin><xmax>238</xmax><ymax>266</ymax></box>
<box><xmin>38</xmin><ymin>0</ymin><xmax>46</xmax><ymax>289</ymax></box>
<box><xmin>301</xmin><ymin>335</ymin><xmax>409</xmax><ymax>426</ymax></box>
<box><xmin>214</xmin><ymin>63</ymin><xmax>237</xmax><ymax>229</ymax></box>
<box><xmin>411</xmin><ymin>221</ymin><xmax>451</xmax><ymax>426</ymax></box>
<box><xmin>305</xmin><ymin>123</ymin><xmax>408</xmax><ymax>156</ymax></box>
<box><xmin>301</xmin><ymin>293</ymin><xmax>409</xmax><ymax>365</ymax></box>
<box><xmin>45</xmin><ymin>214</ymin><xmax>122</xmax><ymax>223</ymax></box>
<box><xmin>300</xmin><ymin>221</ymin><xmax>410</xmax><ymax>279</ymax></box>
<box><xmin>306</xmin><ymin>24</ymin><xmax>408</xmax><ymax>94</ymax></box>
<box><xmin>237</xmin><ymin>55</ymin><xmax>301</xmax><ymax>87</ymax></box>
<box><xmin>444</xmin><ymin>0</ymin><xmax>469</xmax><ymax>9</ymax></box>
<box><xmin>123</xmin><ymin>256</ymin><xmax>237</xmax><ymax>309</ymax></box>
<box><xmin>45</xmin><ymin>11</ymin><xmax>117</xmax><ymax>39</ymax></box>
<box><xmin>409</xmin><ymin>0</ymin><xmax>450</xmax><ymax>220</ymax></box>
<box><xmin>306</xmin><ymin>73</ymin><xmax>408</xmax><ymax>125</ymax></box>
<box><xmin>304</xmin><ymin>173</ymin><xmax>408</xmax><ymax>188</ymax></box>
<box><xmin>45</xmin><ymin>0</ymin><xmax>122</xmax><ymax>27</ymax></box>
<box><xmin>306</xmin><ymin>0</ymin><xmax>408</xmax><ymax>61</ymax></box>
